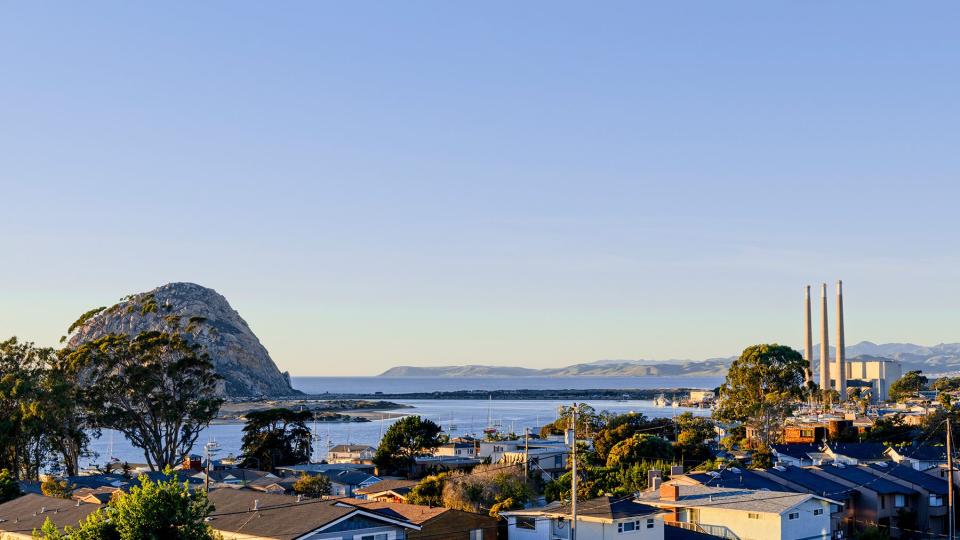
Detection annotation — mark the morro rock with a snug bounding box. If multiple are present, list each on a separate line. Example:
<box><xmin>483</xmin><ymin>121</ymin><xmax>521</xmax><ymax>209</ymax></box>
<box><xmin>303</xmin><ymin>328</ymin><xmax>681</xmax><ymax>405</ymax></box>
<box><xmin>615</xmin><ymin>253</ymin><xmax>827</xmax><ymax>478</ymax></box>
<box><xmin>67</xmin><ymin>282</ymin><xmax>299</xmax><ymax>397</ymax></box>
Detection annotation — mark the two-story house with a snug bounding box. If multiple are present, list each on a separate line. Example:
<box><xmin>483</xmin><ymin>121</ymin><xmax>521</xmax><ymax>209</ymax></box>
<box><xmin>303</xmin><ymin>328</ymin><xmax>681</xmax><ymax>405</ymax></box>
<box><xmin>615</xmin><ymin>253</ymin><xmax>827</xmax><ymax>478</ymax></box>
<box><xmin>501</xmin><ymin>496</ymin><xmax>666</xmax><ymax>540</ymax></box>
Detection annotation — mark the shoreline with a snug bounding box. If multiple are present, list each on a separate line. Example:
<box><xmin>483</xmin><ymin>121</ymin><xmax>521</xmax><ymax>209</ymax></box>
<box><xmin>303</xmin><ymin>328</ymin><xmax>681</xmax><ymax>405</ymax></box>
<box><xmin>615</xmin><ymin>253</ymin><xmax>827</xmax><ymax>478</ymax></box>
<box><xmin>241</xmin><ymin>387</ymin><xmax>709</xmax><ymax>402</ymax></box>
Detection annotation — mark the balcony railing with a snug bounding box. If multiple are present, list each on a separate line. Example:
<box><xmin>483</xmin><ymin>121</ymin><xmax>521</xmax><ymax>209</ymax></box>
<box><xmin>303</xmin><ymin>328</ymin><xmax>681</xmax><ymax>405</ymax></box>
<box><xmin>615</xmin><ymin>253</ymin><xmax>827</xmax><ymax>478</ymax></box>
<box><xmin>669</xmin><ymin>522</ymin><xmax>741</xmax><ymax>540</ymax></box>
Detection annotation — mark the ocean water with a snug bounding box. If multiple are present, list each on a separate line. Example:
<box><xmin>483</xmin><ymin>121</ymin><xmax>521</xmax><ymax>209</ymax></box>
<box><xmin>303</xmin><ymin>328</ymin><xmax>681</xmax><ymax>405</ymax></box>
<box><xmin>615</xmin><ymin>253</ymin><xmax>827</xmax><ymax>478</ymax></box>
<box><xmin>82</xmin><ymin>398</ymin><xmax>711</xmax><ymax>469</ymax></box>
<box><xmin>290</xmin><ymin>375</ymin><xmax>723</xmax><ymax>394</ymax></box>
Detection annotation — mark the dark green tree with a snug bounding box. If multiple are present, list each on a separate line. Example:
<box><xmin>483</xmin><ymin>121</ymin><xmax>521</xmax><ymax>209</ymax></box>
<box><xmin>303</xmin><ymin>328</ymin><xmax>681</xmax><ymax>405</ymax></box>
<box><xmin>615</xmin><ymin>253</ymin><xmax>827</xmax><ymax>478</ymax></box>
<box><xmin>889</xmin><ymin>371</ymin><xmax>928</xmax><ymax>403</ymax></box>
<box><xmin>592</xmin><ymin>412</ymin><xmax>674</xmax><ymax>463</ymax></box>
<box><xmin>713</xmin><ymin>344</ymin><xmax>807</xmax><ymax>446</ymax></box>
<box><xmin>0</xmin><ymin>469</ymin><xmax>20</xmax><ymax>503</ymax></box>
<box><xmin>374</xmin><ymin>416</ymin><xmax>442</xmax><ymax>475</ymax></box>
<box><xmin>606</xmin><ymin>434</ymin><xmax>674</xmax><ymax>468</ymax></box>
<box><xmin>293</xmin><ymin>473</ymin><xmax>331</xmax><ymax>498</ymax></box>
<box><xmin>407</xmin><ymin>473</ymin><xmax>448</xmax><ymax>506</ymax></box>
<box><xmin>240</xmin><ymin>408</ymin><xmax>313</xmax><ymax>471</ymax></box>
<box><xmin>539</xmin><ymin>404</ymin><xmax>601</xmax><ymax>439</ymax></box>
<box><xmin>933</xmin><ymin>377</ymin><xmax>960</xmax><ymax>393</ymax></box>
<box><xmin>862</xmin><ymin>415</ymin><xmax>917</xmax><ymax>444</ymax></box>
<box><xmin>674</xmin><ymin>412</ymin><xmax>715</xmax><ymax>464</ymax></box>
<box><xmin>69</xmin><ymin>332</ymin><xmax>223</xmax><ymax>471</ymax></box>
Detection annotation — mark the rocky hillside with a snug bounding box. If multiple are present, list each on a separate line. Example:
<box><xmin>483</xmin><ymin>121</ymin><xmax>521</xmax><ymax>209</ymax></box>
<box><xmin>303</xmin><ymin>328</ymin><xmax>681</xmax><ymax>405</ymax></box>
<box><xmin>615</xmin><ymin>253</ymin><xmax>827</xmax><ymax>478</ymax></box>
<box><xmin>67</xmin><ymin>283</ymin><xmax>299</xmax><ymax>398</ymax></box>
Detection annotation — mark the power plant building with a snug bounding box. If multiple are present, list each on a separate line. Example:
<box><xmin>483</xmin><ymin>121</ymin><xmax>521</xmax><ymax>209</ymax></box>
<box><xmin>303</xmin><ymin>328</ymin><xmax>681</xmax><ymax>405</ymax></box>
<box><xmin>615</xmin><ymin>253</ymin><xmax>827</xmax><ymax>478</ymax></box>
<box><xmin>804</xmin><ymin>281</ymin><xmax>901</xmax><ymax>403</ymax></box>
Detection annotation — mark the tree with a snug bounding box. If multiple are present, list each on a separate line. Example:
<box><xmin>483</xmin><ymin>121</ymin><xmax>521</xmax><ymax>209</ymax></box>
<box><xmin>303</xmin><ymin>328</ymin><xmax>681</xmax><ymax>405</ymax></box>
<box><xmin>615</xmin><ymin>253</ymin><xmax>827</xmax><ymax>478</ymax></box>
<box><xmin>750</xmin><ymin>445</ymin><xmax>773</xmax><ymax>469</ymax></box>
<box><xmin>606</xmin><ymin>434</ymin><xmax>674</xmax><ymax>468</ymax></box>
<box><xmin>713</xmin><ymin>344</ymin><xmax>807</xmax><ymax>446</ymax></box>
<box><xmin>592</xmin><ymin>413</ymin><xmax>674</xmax><ymax>463</ymax></box>
<box><xmin>41</xmin><ymin>476</ymin><xmax>73</xmax><ymax>498</ymax></box>
<box><xmin>68</xmin><ymin>332</ymin><xmax>223</xmax><ymax>471</ymax></box>
<box><xmin>539</xmin><ymin>404</ymin><xmax>600</xmax><ymax>439</ymax></box>
<box><xmin>293</xmin><ymin>473</ymin><xmax>330</xmax><ymax>498</ymax></box>
<box><xmin>37</xmin><ymin>473</ymin><xmax>219</xmax><ymax>540</ymax></box>
<box><xmin>889</xmin><ymin>371</ymin><xmax>928</xmax><ymax>403</ymax></box>
<box><xmin>240</xmin><ymin>408</ymin><xmax>313</xmax><ymax>471</ymax></box>
<box><xmin>374</xmin><ymin>416</ymin><xmax>442</xmax><ymax>475</ymax></box>
<box><xmin>933</xmin><ymin>377</ymin><xmax>960</xmax><ymax>393</ymax></box>
<box><xmin>0</xmin><ymin>469</ymin><xmax>20</xmax><ymax>503</ymax></box>
<box><xmin>407</xmin><ymin>473</ymin><xmax>447</xmax><ymax>507</ymax></box>
<box><xmin>674</xmin><ymin>413</ymin><xmax>715</xmax><ymax>464</ymax></box>
<box><xmin>442</xmin><ymin>463</ymin><xmax>531</xmax><ymax>516</ymax></box>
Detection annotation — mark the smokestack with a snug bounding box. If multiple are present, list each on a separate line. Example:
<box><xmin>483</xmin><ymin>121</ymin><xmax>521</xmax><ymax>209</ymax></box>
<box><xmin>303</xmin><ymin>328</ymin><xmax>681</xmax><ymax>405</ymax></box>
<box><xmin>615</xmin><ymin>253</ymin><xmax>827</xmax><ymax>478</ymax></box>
<box><xmin>836</xmin><ymin>280</ymin><xmax>846</xmax><ymax>400</ymax></box>
<box><xmin>804</xmin><ymin>285</ymin><xmax>813</xmax><ymax>384</ymax></box>
<box><xmin>820</xmin><ymin>283</ymin><xmax>830</xmax><ymax>396</ymax></box>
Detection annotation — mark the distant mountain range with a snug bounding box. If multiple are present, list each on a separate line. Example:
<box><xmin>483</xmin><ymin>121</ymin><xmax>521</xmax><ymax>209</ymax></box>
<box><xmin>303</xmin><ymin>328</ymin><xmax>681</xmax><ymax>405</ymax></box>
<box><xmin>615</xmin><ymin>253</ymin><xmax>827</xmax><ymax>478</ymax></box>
<box><xmin>378</xmin><ymin>341</ymin><xmax>960</xmax><ymax>378</ymax></box>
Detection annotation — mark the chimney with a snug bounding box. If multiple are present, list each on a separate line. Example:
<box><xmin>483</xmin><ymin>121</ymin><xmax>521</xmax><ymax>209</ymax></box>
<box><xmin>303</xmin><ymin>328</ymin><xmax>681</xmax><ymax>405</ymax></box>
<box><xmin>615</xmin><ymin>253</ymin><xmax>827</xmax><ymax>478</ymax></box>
<box><xmin>804</xmin><ymin>285</ymin><xmax>813</xmax><ymax>384</ymax></box>
<box><xmin>835</xmin><ymin>280</ymin><xmax>846</xmax><ymax>400</ymax></box>
<box><xmin>651</xmin><ymin>477</ymin><xmax>662</xmax><ymax>491</ymax></box>
<box><xmin>648</xmin><ymin>469</ymin><xmax>662</xmax><ymax>490</ymax></box>
<box><xmin>820</xmin><ymin>283</ymin><xmax>830</xmax><ymax>398</ymax></box>
<box><xmin>671</xmin><ymin>465</ymin><xmax>685</xmax><ymax>476</ymax></box>
<box><xmin>660</xmin><ymin>483</ymin><xmax>680</xmax><ymax>501</ymax></box>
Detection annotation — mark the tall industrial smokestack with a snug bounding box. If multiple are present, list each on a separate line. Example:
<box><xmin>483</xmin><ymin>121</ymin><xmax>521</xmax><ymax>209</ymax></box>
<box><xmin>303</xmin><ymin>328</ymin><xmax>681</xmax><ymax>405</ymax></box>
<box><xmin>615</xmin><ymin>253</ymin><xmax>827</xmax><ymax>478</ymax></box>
<box><xmin>836</xmin><ymin>280</ymin><xmax>846</xmax><ymax>400</ymax></box>
<box><xmin>819</xmin><ymin>283</ymin><xmax>830</xmax><ymax>396</ymax></box>
<box><xmin>804</xmin><ymin>285</ymin><xmax>813</xmax><ymax>384</ymax></box>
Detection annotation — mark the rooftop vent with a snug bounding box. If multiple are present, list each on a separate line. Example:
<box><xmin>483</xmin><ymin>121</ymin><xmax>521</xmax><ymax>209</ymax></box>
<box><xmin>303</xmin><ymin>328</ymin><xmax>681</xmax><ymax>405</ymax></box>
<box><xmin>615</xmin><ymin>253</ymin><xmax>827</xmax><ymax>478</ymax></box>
<box><xmin>773</xmin><ymin>465</ymin><xmax>787</xmax><ymax>472</ymax></box>
<box><xmin>253</xmin><ymin>499</ymin><xmax>259</xmax><ymax>511</ymax></box>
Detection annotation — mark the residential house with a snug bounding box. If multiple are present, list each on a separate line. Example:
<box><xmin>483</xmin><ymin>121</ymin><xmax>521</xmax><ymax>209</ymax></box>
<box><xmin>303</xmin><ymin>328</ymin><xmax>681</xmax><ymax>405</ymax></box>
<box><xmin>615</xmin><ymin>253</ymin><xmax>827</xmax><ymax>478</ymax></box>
<box><xmin>639</xmin><ymin>482</ymin><xmax>836</xmax><ymax>540</ymax></box>
<box><xmin>822</xmin><ymin>443</ymin><xmax>889</xmax><ymax>465</ymax></box>
<box><xmin>435</xmin><ymin>442</ymin><xmax>479</xmax><ymax>458</ymax></box>
<box><xmin>0</xmin><ymin>494</ymin><xmax>102</xmax><ymax>540</ymax></box>
<box><xmin>206</xmin><ymin>490</ymin><xmax>421</xmax><ymax>540</ymax></box>
<box><xmin>191</xmin><ymin>468</ymin><xmax>278</xmax><ymax>488</ymax></box>
<box><xmin>500</xmin><ymin>448</ymin><xmax>569</xmax><ymax>482</ymax></box>
<box><xmin>754</xmin><ymin>464</ymin><xmax>855</xmax><ymax>534</ymax></box>
<box><xmin>782</xmin><ymin>424</ymin><xmax>828</xmax><ymax>445</ymax></box>
<box><xmin>671</xmin><ymin>467</ymin><xmax>789</xmax><ymax>491</ymax></box>
<box><xmin>771</xmin><ymin>444</ymin><xmax>829</xmax><ymax>467</ymax></box>
<box><xmin>866</xmin><ymin>462</ymin><xmax>949</xmax><ymax>536</ymax></box>
<box><xmin>344</xmin><ymin>498</ymin><xmax>500</xmax><ymax>540</ymax></box>
<box><xmin>812</xmin><ymin>463</ymin><xmax>919</xmax><ymax>535</ymax></box>
<box><xmin>355</xmin><ymin>479</ymin><xmax>419</xmax><ymax>503</ymax></box>
<box><xmin>501</xmin><ymin>496</ymin><xmax>666</xmax><ymax>540</ymax></box>
<box><xmin>884</xmin><ymin>445</ymin><xmax>948</xmax><ymax>471</ymax></box>
<box><xmin>479</xmin><ymin>441</ymin><xmax>524</xmax><ymax>463</ymax></box>
<box><xmin>318</xmin><ymin>469</ymin><xmax>382</xmax><ymax>497</ymax></box>
<box><xmin>247</xmin><ymin>474</ymin><xmax>299</xmax><ymax>494</ymax></box>
<box><xmin>328</xmin><ymin>444</ymin><xmax>377</xmax><ymax>464</ymax></box>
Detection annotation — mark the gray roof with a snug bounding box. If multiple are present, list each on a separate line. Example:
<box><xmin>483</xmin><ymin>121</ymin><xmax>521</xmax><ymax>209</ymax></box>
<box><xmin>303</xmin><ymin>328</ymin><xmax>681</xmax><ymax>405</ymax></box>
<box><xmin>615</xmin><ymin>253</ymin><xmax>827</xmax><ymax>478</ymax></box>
<box><xmin>0</xmin><ymin>494</ymin><xmax>102</xmax><ymax>535</ymax></box>
<box><xmin>503</xmin><ymin>496</ymin><xmax>664</xmax><ymax>522</ymax></box>
<box><xmin>639</xmin><ymin>484</ymin><xmax>830</xmax><ymax>514</ymax></box>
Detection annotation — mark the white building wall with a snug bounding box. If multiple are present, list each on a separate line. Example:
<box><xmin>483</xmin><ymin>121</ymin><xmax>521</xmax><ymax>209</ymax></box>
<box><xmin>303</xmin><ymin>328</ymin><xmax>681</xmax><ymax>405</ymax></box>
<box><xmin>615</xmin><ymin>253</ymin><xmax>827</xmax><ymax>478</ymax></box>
<box><xmin>778</xmin><ymin>499</ymin><xmax>832</xmax><ymax>540</ymax></box>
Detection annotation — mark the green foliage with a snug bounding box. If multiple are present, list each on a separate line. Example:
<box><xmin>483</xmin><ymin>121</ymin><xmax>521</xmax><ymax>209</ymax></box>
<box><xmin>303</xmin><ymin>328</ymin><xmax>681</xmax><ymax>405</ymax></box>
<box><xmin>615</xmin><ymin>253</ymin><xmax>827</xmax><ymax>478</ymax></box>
<box><xmin>140</xmin><ymin>294</ymin><xmax>158</xmax><ymax>316</ymax></box>
<box><xmin>592</xmin><ymin>412</ymin><xmax>673</xmax><ymax>463</ymax></box>
<box><xmin>41</xmin><ymin>476</ymin><xmax>73</xmax><ymax>498</ymax></box>
<box><xmin>293</xmin><ymin>473</ymin><xmax>330</xmax><ymax>498</ymax></box>
<box><xmin>749</xmin><ymin>446</ymin><xmax>773</xmax><ymax>469</ymax></box>
<box><xmin>441</xmin><ymin>463</ymin><xmax>531</xmax><ymax>515</ymax></box>
<box><xmin>889</xmin><ymin>371</ymin><xmax>928</xmax><ymax>403</ymax></box>
<box><xmin>674</xmin><ymin>412</ymin><xmax>715</xmax><ymax>464</ymax></box>
<box><xmin>185</xmin><ymin>317</ymin><xmax>207</xmax><ymax>333</ymax></box>
<box><xmin>407</xmin><ymin>473</ymin><xmax>447</xmax><ymax>506</ymax></box>
<box><xmin>164</xmin><ymin>315</ymin><xmax>182</xmax><ymax>326</ymax></box>
<box><xmin>0</xmin><ymin>337</ymin><xmax>90</xmax><ymax>479</ymax></box>
<box><xmin>67</xmin><ymin>332</ymin><xmax>223</xmax><ymax>471</ymax></box>
<box><xmin>545</xmin><ymin>461</ymin><xmax>674</xmax><ymax>502</ymax></box>
<box><xmin>713</xmin><ymin>344</ymin><xmax>807</xmax><ymax>446</ymax></box>
<box><xmin>606</xmin><ymin>434</ymin><xmax>674</xmax><ymax>468</ymax></box>
<box><xmin>0</xmin><ymin>469</ymin><xmax>21</xmax><ymax>503</ymax></box>
<box><xmin>241</xmin><ymin>408</ymin><xmax>313</xmax><ymax>471</ymax></box>
<box><xmin>37</xmin><ymin>510</ymin><xmax>119</xmax><ymax>540</ymax></box>
<box><xmin>539</xmin><ymin>404</ymin><xmax>600</xmax><ymax>439</ymax></box>
<box><xmin>68</xmin><ymin>307</ymin><xmax>107</xmax><ymax>335</ymax></box>
<box><xmin>374</xmin><ymin>416</ymin><xmax>442</xmax><ymax>475</ymax></box>
<box><xmin>854</xmin><ymin>526</ymin><xmax>889</xmax><ymax>540</ymax></box>
<box><xmin>933</xmin><ymin>377</ymin><xmax>960</xmax><ymax>393</ymax></box>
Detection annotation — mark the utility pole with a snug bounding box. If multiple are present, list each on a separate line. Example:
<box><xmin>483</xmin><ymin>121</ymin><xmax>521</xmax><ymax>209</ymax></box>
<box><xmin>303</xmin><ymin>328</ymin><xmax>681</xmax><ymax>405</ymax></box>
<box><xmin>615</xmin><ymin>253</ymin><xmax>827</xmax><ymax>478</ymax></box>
<box><xmin>523</xmin><ymin>427</ymin><xmax>530</xmax><ymax>480</ymax></box>
<box><xmin>570</xmin><ymin>403</ymin><xmax>578</xmax><ymax>540</ymax></box>
<box><xmin>949</xmin><ymin>416</ymin><xmax>955</xmax><ymax>540</ymax></box>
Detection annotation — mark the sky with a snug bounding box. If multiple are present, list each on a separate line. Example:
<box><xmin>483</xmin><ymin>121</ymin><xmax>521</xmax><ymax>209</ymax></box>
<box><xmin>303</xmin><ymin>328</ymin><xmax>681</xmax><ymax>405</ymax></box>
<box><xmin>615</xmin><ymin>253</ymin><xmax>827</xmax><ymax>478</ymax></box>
<box><xmin>1</xmin><ymin>2</ymin><xmax>959</xmax><ymax>376</ymax></box>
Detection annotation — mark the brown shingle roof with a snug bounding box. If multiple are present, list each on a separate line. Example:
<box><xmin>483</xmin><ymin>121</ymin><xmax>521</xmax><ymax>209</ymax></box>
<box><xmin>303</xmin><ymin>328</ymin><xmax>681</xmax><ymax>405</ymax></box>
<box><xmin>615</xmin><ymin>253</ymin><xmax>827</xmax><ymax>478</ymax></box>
<box><xmin>355</xmin><ymin>479</ymin><xmax>418</xmax><ymax>496</ymax></box>
<box><xmin>0</xmin><ymin>494</ymin><xmax>102</xmax><ymax>536</ymax></box>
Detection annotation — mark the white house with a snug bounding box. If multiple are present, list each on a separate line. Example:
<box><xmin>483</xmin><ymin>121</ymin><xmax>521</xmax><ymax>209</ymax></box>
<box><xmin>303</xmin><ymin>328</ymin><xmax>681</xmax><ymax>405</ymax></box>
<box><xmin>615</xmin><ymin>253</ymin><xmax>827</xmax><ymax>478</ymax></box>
<box><xmin>639</xmin><ymin>483</ymin><xmax>836</xmax><ymax>540</ymax></box>
<box><xmin>501</xmin><ymin>496</ymin><xmax>666</xmax><ymax>540</ymax></box>
<box><xmin>327</xmin><ymin>444</ymin><xmax>376</xmax><ymax>464</ymax></box>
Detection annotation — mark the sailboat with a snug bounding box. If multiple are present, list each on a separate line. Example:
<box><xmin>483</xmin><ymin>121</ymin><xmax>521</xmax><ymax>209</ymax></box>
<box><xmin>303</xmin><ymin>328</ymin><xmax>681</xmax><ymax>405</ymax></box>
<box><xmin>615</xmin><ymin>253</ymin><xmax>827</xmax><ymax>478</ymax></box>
<box><xmin>483</xmin><ymin>395</ymin><xmax>498</xmax><ymax>435</ymax></box>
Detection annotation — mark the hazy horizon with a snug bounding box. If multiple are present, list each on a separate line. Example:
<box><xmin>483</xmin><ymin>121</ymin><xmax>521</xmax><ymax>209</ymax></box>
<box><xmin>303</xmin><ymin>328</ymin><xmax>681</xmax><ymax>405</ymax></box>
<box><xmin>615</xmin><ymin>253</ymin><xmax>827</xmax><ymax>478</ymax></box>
<box><xmin>3</xmin><ymin>3</ymin><xmax>959</xmax><ymax>375</ymax></box>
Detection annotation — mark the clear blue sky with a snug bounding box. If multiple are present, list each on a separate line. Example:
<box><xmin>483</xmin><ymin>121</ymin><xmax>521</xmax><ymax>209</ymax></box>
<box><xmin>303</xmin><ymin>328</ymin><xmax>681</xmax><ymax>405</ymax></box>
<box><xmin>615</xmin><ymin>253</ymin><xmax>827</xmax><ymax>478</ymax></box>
<box><xmin>2</xmin><ymin>2</ymin><xmax>958</xmax><ymax>375</ymax></box>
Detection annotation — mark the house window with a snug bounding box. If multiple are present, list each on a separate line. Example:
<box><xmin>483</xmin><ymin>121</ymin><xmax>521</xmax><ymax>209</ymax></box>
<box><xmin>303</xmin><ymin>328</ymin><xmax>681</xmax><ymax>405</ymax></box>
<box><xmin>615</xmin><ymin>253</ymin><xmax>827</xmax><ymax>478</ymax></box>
<box><xmin>788</xmin><ymin>512</ymin><xmax>799</xmax><ymax>520</ymax></box>
<box><xmin>931</xmin><ymin>495</ymin><xmax>944</xmax><ymax>507</ymax></box>
<box><xmin>880</xmin><ymin>496</ymin><xmax>885</xmax><ymax>509</ymax></box>
<box><xmin>748</xmin><ymin>513</ymin><xmax>760</xmax><ymax>520</ymax></box>
<box><xmin>895</xmin><ymin>494</ymin><xmax>905</xmax><ymax>508</ymax></box>
<box><xmin>646</xmin><ymin>518</ymin><xmax>655</xmax><ymax>529</ymax></box>
<box><xmin>814</xmin><ymin>508</ymin><xmax>824</xmax><ymax>516</ymax></box>
<box><xmin>517</xmin><ymin>516</ymin><xmax>536</xmax><ymax>530</ymax></box>
<box><xmin>618</xmin><ymin>520</ymin><xmax>640</xmax><ymax>533</ymax></box>
<box><xmin>469</xmin><ymin>529</ymin><xmax>483</xmax><ymax>540</ymax></box>
<box><xmin>359</xmin><ymin>535</ymin><xmax>388</xmax><ymax>540</ymax></box>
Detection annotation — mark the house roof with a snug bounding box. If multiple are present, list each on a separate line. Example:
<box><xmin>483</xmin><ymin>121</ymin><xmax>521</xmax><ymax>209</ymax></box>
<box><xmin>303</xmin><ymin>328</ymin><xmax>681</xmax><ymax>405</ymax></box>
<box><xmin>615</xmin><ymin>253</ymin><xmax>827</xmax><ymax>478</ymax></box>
<box><xmin>318</xmin><ymin>469</ymin><xmax>380</xmax><ymax>486</ymax></box>
<box><xmin>335</xmin><ymin>498</ymin><xmax>452</xmax><ymax>524</ymax></box>
<box><xmin>205</xmin><ymin>490</ymin><xmax>419</xmax><ymax>538</ymax></box>
<box><xmin>666</xmin><ymin>523</ymin><xmax>728</xmax><ymax>540</ymax></box>
<box><xmin>814</xmin><ymin>464</ymin><xmax>918</xmax><ymax>495</ymax></box>
<box><xmin>329</xmin><ymin>444</ymin><xmax>375</xmax><ymax>453</ymax></box>
<box><xmin>355</xmin><ymin>479</ymin><xmax>418</xmax><ymax>496</ymax></box>
<box><xmin>682</xmin><ymin>469</ymin><xmax>788</xmax><ymax>492</ymax></box>
<box><xmin>502</xmin><ymin>496</ymin><xmax>664</xmax><ymax>522</ymax></box>
<box><xmin>197</xmin><ymin>469</ymin><xmax>276</xmax><ymax>484</ymax></box>
<box><xmin>0</xmin><ymin>494</ymin><xmax>102</xmax><ymax>535</ymax></box>
<box><xmin>868</xmin><ymin>462</ymin><xmax>949</xmax><ymax>495</ymax></box>
<box><xmin>771</xmin><ymin>444</ymin><xmax>823</xmax><ymax>460</ymax></box>
<box><xmin>887</xmin><ymin>445</ymin><xmax>948</xmax><ymax>462</ymax></box>
<box><xmin>826</xmin><ymin>443</ymin><xmax>889</xmax><ymax>461</ymax></box>
<box><xmin>638</xmin><ymin>484</ymin><xmax>832</xmax><ymax>514</ymax></box>
<box><xmin>762</xmin><ymin>465</ymin><xmax>854</xmax><ymax>499</ymax></box>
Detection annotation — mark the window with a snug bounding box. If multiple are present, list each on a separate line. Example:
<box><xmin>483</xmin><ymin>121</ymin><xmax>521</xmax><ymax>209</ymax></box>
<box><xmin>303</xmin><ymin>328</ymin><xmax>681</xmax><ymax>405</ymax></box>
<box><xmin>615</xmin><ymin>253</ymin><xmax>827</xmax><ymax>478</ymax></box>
<box><xmin>931</xmin><ymin>495</ymin><xmax>944</xmax><ymax>507</ymax></box>
<box><xmin>517</xmin><ymin>516</ymin><xmax>536</xmax><ymax>530</ymax></box>
<box><xmin>895</xmin><ymin>494</ymin><xmax>905</xmax><ymax>508</ymax></box>
<box><xmin>618</xmin><ymin>520</ymin><xmax>641</xmax><ymax>533</ymax></box>
<box><xmin>359</xmin><ymin>535</ymin><xmax>388</xmax><ymax>540</ymax></box>
<box><xmin>748</xmin><ymin>513</ymin><xmax>760</xmax><ymax>520</ymax></box>
<box><xmin>469</xmin><ymin>529</ymin><xmax>483</xmax><ymax>540</ymax></box>
<box><xmin>880</xmin><ymin>496</ymin><xmax>885</xmax><ymax>509</ymax></box>
<box><xmin>814</xmin><ymin>508</ymin><xmax>824</xmax><ymax>516</ymax></box>
<box><xmin>788</xmin><ymin>512</ymin><xmax>799</xmax><ymax>520</ymax></box>
<box><xmin>646</xmin><ymin>518</ymin><xmax>655</xmax><ymax>529</ymax></box>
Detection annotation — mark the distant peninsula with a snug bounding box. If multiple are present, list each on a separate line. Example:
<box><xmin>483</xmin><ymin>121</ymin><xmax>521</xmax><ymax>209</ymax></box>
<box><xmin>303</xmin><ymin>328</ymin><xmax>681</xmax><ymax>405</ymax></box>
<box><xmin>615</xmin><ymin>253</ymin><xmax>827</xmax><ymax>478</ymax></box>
<box><xmin>379</xmin><ymin>341</ymin><xmax>960</xmax><ymax>378</ymax></box>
